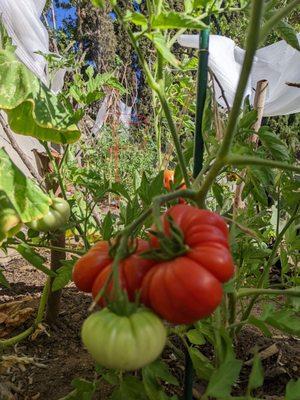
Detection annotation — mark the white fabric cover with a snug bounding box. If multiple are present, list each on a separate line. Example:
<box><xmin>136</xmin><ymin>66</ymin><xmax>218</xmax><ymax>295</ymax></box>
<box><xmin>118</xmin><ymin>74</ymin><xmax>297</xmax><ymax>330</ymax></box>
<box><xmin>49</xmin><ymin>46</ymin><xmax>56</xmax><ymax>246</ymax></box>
<box><xmin>0</xmin><ymin>0</ymin><xmax>49</xmax><ymax>84</ymax></box>
<box><xmin>178</xmin><ymin>34</ymin><xmax>300</xmax><ymax>116</ymax></box>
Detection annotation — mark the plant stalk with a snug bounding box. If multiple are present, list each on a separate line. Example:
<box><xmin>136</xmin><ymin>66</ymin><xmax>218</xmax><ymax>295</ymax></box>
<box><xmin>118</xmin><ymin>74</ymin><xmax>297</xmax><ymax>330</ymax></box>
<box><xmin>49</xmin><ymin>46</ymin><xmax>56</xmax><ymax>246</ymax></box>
<box><xmin>227</xmin><ymin>154</ymin><xmax>300</xmax><ymax>174</ymax></box>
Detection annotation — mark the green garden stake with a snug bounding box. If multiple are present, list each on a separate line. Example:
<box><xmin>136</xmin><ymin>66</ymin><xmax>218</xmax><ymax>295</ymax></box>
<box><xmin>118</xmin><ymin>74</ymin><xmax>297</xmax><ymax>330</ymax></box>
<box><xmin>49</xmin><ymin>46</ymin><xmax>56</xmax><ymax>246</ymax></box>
<box><xmin>193</xmin><ymin>24</ymin><xmax>210</xmax><ymax>179</ymax></box>
<box><xmin>184</xmin><ymin>22</ymin><xmax>210</xmax><ymax>400</ymax></box>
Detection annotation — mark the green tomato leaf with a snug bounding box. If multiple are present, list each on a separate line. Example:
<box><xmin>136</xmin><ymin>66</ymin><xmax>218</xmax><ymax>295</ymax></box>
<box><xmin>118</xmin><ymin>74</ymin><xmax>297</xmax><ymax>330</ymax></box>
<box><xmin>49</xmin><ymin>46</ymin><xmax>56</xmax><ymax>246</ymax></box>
<box><xmin>142</xmin><ymin>360</ymin><xmax>179</xmax><ymax>400</ymax></box>
<box><xmin>205</xmin><ymin>358</ymin><xmax>243</xmax><ymax>398</ymax></box>
<box><xmin>261</xmin><ymin>307</ymin><xmax>300</xmax><ymax>336</ymax></box>
<box><xmin>286</xmin><ymin>378</ymin><xmax>300</xmax><ymax>400</ymax></box>
<box><xmin>138</xmin><ymin>171</ymin><xmax>164</xmax><ymax>206</ymax></box>
<box><xmin>0</xmin><ymin>149</ymin><xmax>51</xmax><ymax>223</ymax></box>
<box><xmin>248</xmin><ymin>316</ymin><xmax>272</xmax><ymax>337</ymax></box>
<box><xmin>124</xmin><ymin>11</ymin><xmax>148</xmax><ymax>28</ymax></box>
<box><xmin>186</xmin><ymin>329</ymin><xmax>206</xmax><ymax>345</ymax></box>
<box><xmin>138</xmin><ymin>173</ymin><xmax>151</xmax><ymax>204</ymax></box>
<box><xmin>247</xmin><ymin>352</ymin><xmax>264</xmax><ymax>393</ymax></box>
<box><xmin>0</xmin><ymin>267</ymin><xmax>9</xmax><ymax>288</ymax></box>
<box><xmin>0</xmin><ymin>46</ymin><xmax>80</xmax><ymax>144</ymax></box>
<box><xmin>111</xmin><ymin>376</ymin><xmax>147</xmax><ymax>400</ymax></box>
<box><xmin>238</xmin><ymin>110</ymin><xmax>258</xmax><ymax>130</ymax></box>
<box><xmin>110</xmin><ymin>182</ymin><xmax>131</xmax><ymax>201</ymax></box>
<box><xmin>145</xmin><ymin>360</ymin><xmax>179</xmax><ymax>386</ymax></box>
<box><xmin>188</xmin><ymin>347</ymin><xmax>214</xmax><ymax>381</ymax></box>
<box><xmin>276</xmin><ymin>21</ymin><xmax>300</xmax><ymax>51</ymax></box>
<box><xmin>147</xmin><ymin>32</ymin><xmax>180</xmax><ymax>68</ymax></box>
<box><xmin>258</xmin><ymin>127</ymin><xmax>290</xmax><ymax>162</ymax></box>
<box><xmin>52</xmin><ymin>259</ymin><xmax>76</xmax><ymax>292</ymax></box>
<box><xmin>247</xmin><ymin>165</ymin><xmax>274</xmax><ymax>206</ymax></box>
<box><xmin>16</xmin><ymin>244</ymin><xmax>56</xmax><ymax>277</ymax></box>
<box><xmin>91</xmin><ymin>0</ymin><xmax>105</xmax><ymax>8</ymax></box>
<box><xmin>0</xmin><ymin>190</ymin><xmax>21</xmax><ymax>244</ymax></box>
<box><xmin>152</xmin><ymin>12</ymin><xmax>207</xmax><ymax>30</ymax></box>
<box><xmin>184</xmin><ymin>0</ymin><xmax>194</xmax><ymax>12</ymax></box>
<box><xmin>212</xmin><ymin>183</ymin><xmax>224</xmax><ymax>208</ymax></box>
<box><xmin>101</xmin><ymin>211</ymin><xmax>114</xmax><ymax>241</ymax></box>
<box><xmin>57</xmin><ymin>378</ymin><xmax>97</xmax><ymax>400</ymax></box>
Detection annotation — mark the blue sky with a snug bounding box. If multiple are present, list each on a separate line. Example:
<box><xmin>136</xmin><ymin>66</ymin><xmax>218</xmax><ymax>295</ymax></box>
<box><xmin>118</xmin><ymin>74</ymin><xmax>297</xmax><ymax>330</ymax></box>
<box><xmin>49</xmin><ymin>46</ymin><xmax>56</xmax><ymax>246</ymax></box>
<box><xmin>52</xmin><ymin>0</ymin><xmax>142</xmax><ymax>28</ymax></box>
<box><xmin>51</xmin><ymin>1</ymin><xmax>76</xmax><ymax>29</ymax></box>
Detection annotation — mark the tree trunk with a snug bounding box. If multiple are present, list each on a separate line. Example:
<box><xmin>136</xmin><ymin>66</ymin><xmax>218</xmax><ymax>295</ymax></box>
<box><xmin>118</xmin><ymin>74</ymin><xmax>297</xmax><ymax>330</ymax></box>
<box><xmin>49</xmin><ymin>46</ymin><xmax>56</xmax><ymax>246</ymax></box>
<box><xmin>46</xmin><ymin>233</ymin><xmax>66</xmax><ymax>324</ymax></box>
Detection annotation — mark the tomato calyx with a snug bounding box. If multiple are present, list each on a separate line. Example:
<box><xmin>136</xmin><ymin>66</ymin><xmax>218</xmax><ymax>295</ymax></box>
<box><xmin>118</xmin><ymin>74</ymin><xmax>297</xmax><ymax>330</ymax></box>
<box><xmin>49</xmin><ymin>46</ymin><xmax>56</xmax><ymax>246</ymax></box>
<box><xmin>108</xmin><ymin>297</ymin><xmax>139</xmax><ymax>317</ymax></box>
<box><xmin>145</xmin><ymin>216</ymin><xmax>189</xmax><ymax>261</ymax></box>
<box><xmin>108</xmin><ymin>236</ymin><xmax>138</xmax><ymax>259</ymax></box>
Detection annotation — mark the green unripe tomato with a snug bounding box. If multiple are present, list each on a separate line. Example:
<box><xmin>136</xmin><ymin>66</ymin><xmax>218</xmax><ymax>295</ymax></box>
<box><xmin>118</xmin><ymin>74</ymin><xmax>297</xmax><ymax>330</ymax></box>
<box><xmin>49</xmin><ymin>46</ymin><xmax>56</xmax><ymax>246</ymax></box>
<box><xmin>81</xmin><ymin>308</ymin><xmax>167</xmax><ymax>371</ymax></box>
<box><xmin>27</xmin><ymin>198</ymin><xmax>70</xmax><ymax>232</ymax></box>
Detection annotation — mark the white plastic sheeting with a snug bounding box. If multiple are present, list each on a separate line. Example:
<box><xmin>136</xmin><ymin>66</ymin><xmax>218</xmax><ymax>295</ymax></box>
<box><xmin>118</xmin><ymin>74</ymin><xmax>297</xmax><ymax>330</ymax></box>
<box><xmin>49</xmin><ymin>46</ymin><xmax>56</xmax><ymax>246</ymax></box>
<box><xmin>178</xmin><ymin>34</ymin><xmax>300</xmax><ymax>116</ymax></box>
<box><xmin>0</xmin><ymin>0</ymin><xmax>49</xmax><ymax>179</ymax></box>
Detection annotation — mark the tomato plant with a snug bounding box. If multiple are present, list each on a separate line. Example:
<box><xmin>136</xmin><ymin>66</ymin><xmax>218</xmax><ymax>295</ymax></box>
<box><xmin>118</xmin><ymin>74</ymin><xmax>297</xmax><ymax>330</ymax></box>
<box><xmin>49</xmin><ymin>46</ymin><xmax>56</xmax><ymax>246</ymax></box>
<box><xmin>81</xmin><ymin>307</ymin><xmax>167</xmax><ymax>370</ymax></box>
<box><xmin>1</xmin><ymin>1</ymin><xmax>300</xmax><ymax>399</ymax></box>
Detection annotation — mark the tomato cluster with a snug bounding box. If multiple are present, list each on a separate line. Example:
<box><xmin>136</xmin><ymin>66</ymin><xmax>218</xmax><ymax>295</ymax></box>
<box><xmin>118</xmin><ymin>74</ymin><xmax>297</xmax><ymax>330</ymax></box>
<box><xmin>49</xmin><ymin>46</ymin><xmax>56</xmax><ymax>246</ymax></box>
<box><xmin>74</xmin><ymin>204</ymin><xmax>235</xmax><ymax>370</ymax></box>
<box><xmin>74</xmin><ymin>204</ymin><xmax>234</xmax><ymax>324</ymax></box>
<box><xmin>73</xmin><ymin>239</ymin><xmax>155</xmax><ymax>302</ymax></box>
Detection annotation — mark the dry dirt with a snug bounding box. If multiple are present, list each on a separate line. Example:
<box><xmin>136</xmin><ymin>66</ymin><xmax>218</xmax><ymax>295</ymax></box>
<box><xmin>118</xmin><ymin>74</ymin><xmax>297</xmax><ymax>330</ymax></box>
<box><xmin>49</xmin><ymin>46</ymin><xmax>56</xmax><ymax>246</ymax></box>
<box><xmin>0</xmin><ymin>254</ymin><xmax>299</xmax><ymax>400</ymax></box>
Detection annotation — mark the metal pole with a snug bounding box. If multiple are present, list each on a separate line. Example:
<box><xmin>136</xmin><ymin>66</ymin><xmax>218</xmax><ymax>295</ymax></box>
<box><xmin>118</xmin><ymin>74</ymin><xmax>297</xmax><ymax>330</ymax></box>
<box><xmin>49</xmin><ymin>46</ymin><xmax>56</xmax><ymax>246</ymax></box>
<box><xmin>183</xmin><ymin>22</ymin><xmax>210</xmax><ymax>400</ymax></box>
<box><xmin>193</xmin><ymin>24</ymin><xmax>210</xmax><ymax>179</ymax></box>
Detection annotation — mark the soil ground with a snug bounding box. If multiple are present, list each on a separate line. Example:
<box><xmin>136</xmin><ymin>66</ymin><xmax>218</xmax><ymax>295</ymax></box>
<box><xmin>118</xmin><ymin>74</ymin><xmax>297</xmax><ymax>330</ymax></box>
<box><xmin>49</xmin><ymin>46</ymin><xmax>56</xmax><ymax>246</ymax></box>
<box><xmin>0</xmin><ymin>254</ymin><xmax>299</xmax><ymax>400</ymax></box>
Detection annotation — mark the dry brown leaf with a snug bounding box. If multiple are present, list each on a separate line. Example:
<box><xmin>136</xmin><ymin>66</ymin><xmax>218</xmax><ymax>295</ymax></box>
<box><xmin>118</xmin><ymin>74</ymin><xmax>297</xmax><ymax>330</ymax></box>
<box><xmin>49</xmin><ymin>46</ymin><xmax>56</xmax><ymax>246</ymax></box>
<box><xmin>0</xmin><ymin>297</ymin><xmax>38</xmax><ymax>338</ymax></box>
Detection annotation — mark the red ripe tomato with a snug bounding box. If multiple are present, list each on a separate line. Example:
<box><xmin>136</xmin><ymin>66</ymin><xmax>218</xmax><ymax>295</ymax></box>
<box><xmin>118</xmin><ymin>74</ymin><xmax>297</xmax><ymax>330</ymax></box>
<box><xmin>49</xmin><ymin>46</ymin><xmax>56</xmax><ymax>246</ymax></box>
<box><xmin>72</xmin><ymin>241</ymin><xmax>112</xmax><ymax>293</ymax></box>
<box><xmin>92</xmin><ymin>239</ymin><xmax>156</xmax><ymax>304</ymax></box>
<box><xmin>142</xmin><ymin>204</ymin><xmax>235</xmax><ymax>324</ymax></box>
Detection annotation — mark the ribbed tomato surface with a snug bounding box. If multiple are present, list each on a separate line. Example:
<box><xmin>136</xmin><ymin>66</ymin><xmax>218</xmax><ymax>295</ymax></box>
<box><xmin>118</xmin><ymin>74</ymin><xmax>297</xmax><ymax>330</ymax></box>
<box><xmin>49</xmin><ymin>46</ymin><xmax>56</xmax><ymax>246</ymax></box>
<box><xmin>142</xmin><ymin>205</ymin><xmax>235</xmax><ymax>324</ymax></box>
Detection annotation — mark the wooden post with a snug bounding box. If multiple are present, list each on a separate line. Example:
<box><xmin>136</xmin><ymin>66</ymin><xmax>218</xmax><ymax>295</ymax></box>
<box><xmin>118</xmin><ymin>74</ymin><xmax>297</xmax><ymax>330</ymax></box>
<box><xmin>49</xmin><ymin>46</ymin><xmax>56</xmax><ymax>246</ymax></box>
<box><xmin>252</xmin><ymin>80</ymin><xmax>269</xmax><ymax>142</ymax></box>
